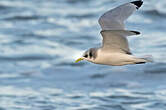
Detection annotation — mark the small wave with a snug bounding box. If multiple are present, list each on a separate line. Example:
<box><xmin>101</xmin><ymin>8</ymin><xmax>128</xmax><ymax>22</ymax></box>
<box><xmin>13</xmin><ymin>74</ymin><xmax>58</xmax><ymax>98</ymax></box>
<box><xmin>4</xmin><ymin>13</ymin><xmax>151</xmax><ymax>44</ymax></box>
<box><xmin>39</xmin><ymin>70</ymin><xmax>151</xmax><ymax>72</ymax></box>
<box><xmin>56</xmin><ymin>62</ymin><xmax>86</xmax><ymax>67</ymax></box>
<box><xmin>0</xmin><ymin>4</ymin><xmax>12</xmax><ymax>9</ymax></box>
<box><xmin>0</xmin><ymin>1</ymin><xmax>33</xmax><ymax>8</ymax></box>
<box><xmin>0</xmin><ymin>55</ymin><xmax>54</xmax><ymax>61</ymax></box>
<box><xmin>99</xmin><ymin>104</ymin><xmax>125</xmax><ymax>110</ymax></box>
<box><xmin>4</xmin><ymin>15</ymin><xmax>42</xmax><ymax>21</ymax></box>
<box><xmin>144</xmin><ymin>63</ymin><xmax>166</xmax><ymax>74</ymax></box>
<box><xmin>143</xmin><ymin>9</ymin><xmax>166</xmax><ymax>18</ymax></box>
<box><xmin>108</xmin><ymin>95</ymin><xmax>147</xmax><ymax>100</ymax></box>
<box><xmin>66</xmin><ymin>13</ymin><xmax>96</xmax><ymax>19</ymax></box>
<box><xmin>34</xmin><ymin>29</ymin><xmax>66</xmax><ymax>37</ymax></box>
<box><xmin>90</xmin><ymin>73</ymin><xmax>107</xmax><ymax>79</ymax></box>
<box><xmin>66</xmin><ymin>0</ymin><xmax>90</xmax><ymax>4</ymax></box>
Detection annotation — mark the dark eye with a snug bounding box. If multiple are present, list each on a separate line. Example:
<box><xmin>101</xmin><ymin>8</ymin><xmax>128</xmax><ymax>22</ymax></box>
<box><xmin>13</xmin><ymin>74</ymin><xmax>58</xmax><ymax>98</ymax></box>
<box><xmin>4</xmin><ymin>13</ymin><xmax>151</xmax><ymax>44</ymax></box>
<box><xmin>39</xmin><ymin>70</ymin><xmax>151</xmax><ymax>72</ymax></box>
<box><xmin>84</xmin><ymin>54</ymin><xmax>88</xmax><ymax>58</ymax></box>
<box><xmin>89</xmin><ymin>51</ymin><xmax>92</xmax><ymax>58</ymax></box>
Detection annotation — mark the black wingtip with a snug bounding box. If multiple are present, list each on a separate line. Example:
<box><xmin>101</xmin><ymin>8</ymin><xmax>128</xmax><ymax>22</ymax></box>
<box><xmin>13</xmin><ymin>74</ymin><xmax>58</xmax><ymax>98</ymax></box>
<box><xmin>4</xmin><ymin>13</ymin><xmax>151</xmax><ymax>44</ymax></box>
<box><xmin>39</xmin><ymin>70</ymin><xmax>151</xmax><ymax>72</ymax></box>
<box><xmin>130</xmin><ymin>31</ymin><xmax>140</xmax><ymax>35</ymax></box>
<box><xmin>131</xmin><ymin>0</ymin><xmax>143</xmax><ymax>9</ymax></box>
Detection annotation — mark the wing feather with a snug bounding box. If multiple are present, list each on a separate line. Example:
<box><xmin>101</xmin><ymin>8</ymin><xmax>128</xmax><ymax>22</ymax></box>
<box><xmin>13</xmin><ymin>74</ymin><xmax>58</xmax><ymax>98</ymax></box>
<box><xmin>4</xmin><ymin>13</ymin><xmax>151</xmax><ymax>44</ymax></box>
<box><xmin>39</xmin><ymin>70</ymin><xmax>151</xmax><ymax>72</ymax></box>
<box><xmin>98</xmin><ymin>1</ymin><xmax>143</xmax><ymax>30</ymax></box>
<box><xmin>101</xmin><ymin>30</ymin><xmax>140</xmax><ymax>54</ymax></box>
<box><xmin>99</xmin><ymin>1</ymin><xmax>143</xmax><ymax>53</ymax></box>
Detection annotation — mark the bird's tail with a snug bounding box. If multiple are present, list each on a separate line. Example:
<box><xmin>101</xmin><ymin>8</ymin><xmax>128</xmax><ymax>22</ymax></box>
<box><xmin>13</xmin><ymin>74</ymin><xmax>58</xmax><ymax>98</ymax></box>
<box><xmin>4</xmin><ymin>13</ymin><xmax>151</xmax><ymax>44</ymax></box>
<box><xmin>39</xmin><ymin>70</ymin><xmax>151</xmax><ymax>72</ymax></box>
<box><xmin>140</xmin><ymin>55</ymin><xmax>153</xmax><ymax>62</ymax></box>
<box><xmin>134</xmin><ymin>55</ymin><xmax>153</xmax><ymax>64</ymax></box>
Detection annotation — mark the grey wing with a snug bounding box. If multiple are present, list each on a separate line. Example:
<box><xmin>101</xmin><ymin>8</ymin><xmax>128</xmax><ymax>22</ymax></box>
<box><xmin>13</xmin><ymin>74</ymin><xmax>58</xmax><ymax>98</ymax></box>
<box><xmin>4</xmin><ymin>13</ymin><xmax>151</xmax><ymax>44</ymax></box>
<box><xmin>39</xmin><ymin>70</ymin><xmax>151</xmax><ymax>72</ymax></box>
<box><xmin>101</xmin><ymin>30</ymin><xmax>140</xmax><ymax>54</ymax></box>
<box><xmin>98</xmin><ymin>1</ymin><xmax>143</xmax><ymax>30</ymax></box>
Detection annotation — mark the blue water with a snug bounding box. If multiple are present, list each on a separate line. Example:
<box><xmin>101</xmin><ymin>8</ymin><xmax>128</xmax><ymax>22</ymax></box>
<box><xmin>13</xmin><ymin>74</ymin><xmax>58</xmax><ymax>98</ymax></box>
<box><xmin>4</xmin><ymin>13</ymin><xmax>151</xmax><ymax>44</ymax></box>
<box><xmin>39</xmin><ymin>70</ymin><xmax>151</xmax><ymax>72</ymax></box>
<box><xmin>0</xmin><ymin>0</ymin><xmax>166</xmax><ymax>110</ymax></box>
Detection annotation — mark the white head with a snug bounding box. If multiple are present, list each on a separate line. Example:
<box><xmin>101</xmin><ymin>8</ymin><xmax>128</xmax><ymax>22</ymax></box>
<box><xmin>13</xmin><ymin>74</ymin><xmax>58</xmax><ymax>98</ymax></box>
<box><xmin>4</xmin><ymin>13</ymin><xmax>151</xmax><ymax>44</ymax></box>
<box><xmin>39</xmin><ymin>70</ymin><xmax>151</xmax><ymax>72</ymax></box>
<box><xmin>75</xmin><ymin>48</ymin><xmax>98</xmax><ymax>63</ymax></box>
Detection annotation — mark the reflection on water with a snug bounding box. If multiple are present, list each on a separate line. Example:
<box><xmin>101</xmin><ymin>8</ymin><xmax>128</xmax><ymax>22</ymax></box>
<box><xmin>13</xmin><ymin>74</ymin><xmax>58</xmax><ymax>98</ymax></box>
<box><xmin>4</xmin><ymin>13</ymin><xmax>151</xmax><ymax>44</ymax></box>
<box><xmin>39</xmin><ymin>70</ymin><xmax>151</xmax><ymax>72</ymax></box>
<box><xmin>0</xmin><ymin>0</ymin><xmax>166</xmax><ymax>110</ymax></box>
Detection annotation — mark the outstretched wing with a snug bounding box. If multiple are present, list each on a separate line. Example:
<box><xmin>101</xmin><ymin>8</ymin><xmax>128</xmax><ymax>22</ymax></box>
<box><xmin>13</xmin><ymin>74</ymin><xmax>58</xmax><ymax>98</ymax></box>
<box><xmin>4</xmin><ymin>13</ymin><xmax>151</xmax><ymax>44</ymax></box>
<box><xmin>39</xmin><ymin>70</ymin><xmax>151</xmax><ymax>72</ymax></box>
<box><xmin>101</xmin><ymin>30</ymin><xmax>140</xmax><ymax>54</ymax></box>
<box><xmin>98</xmin><ymin>0</ymin><xmax>143</xmax><ymax>30</ymax></box>
<box><xmin>99</xmin><ymin>1</ymin><xmax>143</xmax><ymax>54</ymax></box>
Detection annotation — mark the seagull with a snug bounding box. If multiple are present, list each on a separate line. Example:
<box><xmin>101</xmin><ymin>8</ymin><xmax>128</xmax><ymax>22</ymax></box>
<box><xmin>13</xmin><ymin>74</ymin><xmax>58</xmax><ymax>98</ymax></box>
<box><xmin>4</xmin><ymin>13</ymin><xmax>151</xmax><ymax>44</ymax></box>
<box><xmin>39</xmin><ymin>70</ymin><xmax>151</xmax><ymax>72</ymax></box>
<box><xmin>75</xmin><ymin>0</ymin><xmax>153</xmax><ymax>66</ymax></box>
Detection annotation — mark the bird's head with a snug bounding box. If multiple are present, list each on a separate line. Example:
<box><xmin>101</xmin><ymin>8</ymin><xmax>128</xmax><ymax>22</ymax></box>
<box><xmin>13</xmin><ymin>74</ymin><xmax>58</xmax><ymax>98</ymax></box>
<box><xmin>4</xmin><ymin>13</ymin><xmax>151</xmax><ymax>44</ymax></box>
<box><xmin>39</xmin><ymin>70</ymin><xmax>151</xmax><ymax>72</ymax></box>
<box><xmin>75</xmin><ymin>48</ymin><xmax>97</xmax><ymax>63</ymax></box>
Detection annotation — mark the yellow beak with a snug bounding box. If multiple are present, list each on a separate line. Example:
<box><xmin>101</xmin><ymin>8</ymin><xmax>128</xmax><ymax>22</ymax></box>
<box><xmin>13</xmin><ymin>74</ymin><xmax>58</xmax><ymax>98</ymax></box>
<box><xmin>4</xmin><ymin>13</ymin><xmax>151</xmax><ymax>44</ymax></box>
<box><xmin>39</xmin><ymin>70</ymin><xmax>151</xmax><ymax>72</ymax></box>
<box><xmin>75</xmin><ymin>57</ymin><xmax>84</xmax><ymax>63</ymax></box>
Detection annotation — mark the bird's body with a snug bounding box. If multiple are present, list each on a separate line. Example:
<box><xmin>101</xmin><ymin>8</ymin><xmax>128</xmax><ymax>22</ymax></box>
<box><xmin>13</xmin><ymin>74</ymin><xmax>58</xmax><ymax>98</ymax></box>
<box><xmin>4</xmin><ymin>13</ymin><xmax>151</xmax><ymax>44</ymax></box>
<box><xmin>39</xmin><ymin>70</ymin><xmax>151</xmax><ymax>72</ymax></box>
<box><xmin>88</xmin><ymin>48</ymin><xmax>147</xmax><ymax>66</ymax></box>
<box><xmin>75</xmin><ymin>0</ymin><xmax>153</xmax><ymax>66</ymax></box>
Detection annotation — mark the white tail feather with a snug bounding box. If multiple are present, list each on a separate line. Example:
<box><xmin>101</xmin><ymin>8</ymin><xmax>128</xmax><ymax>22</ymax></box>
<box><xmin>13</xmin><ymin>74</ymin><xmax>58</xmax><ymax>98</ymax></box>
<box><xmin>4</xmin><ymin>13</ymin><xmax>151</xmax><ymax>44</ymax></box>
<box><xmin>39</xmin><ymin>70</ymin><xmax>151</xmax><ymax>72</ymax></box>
<box><xmin>139</xmin><ymin>55</ymin><xmax>153</xmax><ymax>62</ymax></box>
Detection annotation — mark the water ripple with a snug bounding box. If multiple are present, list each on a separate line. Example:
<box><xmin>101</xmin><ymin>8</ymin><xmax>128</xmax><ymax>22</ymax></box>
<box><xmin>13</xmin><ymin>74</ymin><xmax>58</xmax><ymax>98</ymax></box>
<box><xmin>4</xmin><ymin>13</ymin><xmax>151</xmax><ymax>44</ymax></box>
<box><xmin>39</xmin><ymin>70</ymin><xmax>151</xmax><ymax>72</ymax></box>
<box><xmin>143</xmin><ymin>9</ymin><xmax>166</xmax><ymax>18</ymax></box>
<box><xmin>0</xmin><ymin>0</ymin><xmax>165</xmax><ymax>110</ymax></box>
<box><xmin>4</xmin><ymin>15</ymin><xmax>42</xmax><ymax>21</ymax></box>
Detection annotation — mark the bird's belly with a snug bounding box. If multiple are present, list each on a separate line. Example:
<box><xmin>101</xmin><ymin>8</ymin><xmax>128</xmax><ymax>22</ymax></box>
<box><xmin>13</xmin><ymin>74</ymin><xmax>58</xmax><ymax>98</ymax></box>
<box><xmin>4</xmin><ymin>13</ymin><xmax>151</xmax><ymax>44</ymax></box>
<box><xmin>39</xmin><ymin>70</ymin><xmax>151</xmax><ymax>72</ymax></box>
<box><xmin>94</xmin><ymin>53</ymin><xmax>133</xmax><ymax>66</ymax></box>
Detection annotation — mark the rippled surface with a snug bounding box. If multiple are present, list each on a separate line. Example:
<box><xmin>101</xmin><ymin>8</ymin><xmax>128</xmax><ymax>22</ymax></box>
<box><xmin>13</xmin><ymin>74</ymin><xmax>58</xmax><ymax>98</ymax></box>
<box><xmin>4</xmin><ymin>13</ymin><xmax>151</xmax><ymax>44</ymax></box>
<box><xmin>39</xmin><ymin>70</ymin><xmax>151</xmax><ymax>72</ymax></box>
<box><xmin>0</xmin><ymin>0</ymin><xmax>166</xmax><ymax>110</ymax></box>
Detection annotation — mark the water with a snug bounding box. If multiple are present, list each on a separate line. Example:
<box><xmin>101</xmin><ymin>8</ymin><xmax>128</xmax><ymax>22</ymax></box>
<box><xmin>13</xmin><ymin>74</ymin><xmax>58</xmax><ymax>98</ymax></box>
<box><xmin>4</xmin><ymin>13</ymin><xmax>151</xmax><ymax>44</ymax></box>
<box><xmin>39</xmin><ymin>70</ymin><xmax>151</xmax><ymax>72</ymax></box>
<box><xmin>0</xmin><ymin>0</ymin><xmax>166</xmax><ymax>109</ymax></box>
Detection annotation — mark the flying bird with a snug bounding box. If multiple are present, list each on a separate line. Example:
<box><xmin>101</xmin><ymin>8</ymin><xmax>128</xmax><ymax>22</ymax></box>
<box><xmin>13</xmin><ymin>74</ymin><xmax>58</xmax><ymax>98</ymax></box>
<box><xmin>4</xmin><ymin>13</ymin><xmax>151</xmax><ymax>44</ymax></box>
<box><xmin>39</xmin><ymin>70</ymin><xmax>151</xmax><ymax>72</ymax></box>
<box><xmin>75</xmin><ymin>0</ymin><xmax>153</xmax><ymax>66</ymax></box>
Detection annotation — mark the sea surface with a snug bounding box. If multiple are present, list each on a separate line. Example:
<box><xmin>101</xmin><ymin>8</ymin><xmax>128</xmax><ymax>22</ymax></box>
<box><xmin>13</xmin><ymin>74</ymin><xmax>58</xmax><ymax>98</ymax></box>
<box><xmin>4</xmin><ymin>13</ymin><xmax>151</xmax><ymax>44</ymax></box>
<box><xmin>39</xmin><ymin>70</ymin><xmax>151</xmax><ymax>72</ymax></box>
<box><xmin>0</xmin><ymin>0</ymin><xmax>166</xmax><ymax>110</ymax></box>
